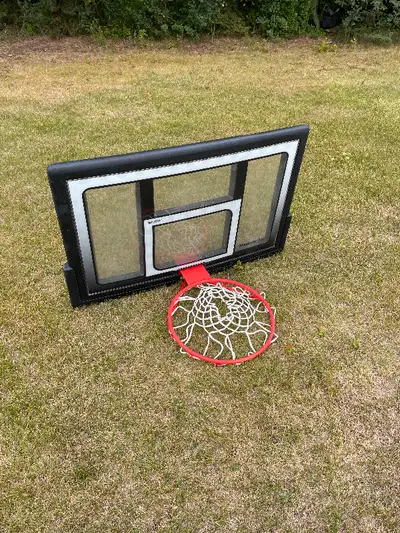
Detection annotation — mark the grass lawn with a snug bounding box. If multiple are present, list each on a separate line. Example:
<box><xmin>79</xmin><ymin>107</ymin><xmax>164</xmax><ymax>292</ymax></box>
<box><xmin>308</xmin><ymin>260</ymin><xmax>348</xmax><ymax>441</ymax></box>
<box><xmin>0</xmin><ymin>37</ymin><xmax>399</xmax><ymax>533</ymax></box>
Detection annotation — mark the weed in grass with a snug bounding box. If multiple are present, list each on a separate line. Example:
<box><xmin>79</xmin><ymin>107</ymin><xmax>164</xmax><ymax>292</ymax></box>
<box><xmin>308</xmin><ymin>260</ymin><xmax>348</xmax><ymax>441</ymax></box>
<box><xmin>284</xmin><ymin>343</ymin><xmax>295</xmax><ymax>354</ymax></box>
<box><xmin>317</xmin><ymin>38</ymin><xmax>338</xmax><ymax>53</ymax></box>
<box><xmin>351</xmin><ymin>338</ymin><xmax>361</xmax><ymax>350</ymax></box>
<box><xmin>74</xmin><ymin>464</ymin><xmax>97</xmax><ymax>483</ymax></box>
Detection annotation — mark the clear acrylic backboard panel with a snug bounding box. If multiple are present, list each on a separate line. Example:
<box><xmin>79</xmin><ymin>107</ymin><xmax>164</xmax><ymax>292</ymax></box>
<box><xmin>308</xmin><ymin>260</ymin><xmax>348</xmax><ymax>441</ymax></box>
<box><xmin>48</xmin><ymin>125</ymin><xmax>309</xmax><ymax>306</ymax></box>
<box><xmin>235</xmin><ymin>153</ymin><xmax>286</xmax><ymax>250</ymax></box>
<box><xmin>84</xmin><ymin>183</ymin><xmax>142</xmax><ymax>283</ymax></box>
<box><xmin>153</xmin><ymin>210</ymin><xmax>230</xmax><ymax>270</ymax></box>
<box><xmin>154</xmin><ymin>165</ymin><xmax>232</xmax><ymax>211</ymax></box>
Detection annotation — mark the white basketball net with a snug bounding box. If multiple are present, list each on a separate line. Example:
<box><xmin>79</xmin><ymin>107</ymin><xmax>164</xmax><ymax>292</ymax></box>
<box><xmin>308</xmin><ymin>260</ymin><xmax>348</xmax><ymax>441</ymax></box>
<box><xmin>171</xmin><ymin>282</ymin><xmax>278</xmax><ymax>361</ymax></box>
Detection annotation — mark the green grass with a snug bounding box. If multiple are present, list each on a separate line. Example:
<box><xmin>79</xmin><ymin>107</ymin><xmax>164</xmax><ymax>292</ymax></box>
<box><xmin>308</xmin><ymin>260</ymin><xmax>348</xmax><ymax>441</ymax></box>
<box><xmin>1</xmin><ymin>37</ymin><xmax>399</xmax><ymax>533</ymax></box>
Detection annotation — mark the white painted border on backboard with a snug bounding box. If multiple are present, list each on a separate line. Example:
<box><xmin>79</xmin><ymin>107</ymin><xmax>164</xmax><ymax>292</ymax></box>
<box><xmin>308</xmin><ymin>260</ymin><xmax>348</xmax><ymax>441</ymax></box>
<box><xmin>68</xmin><ymin>140</ymin><xmax>299</xmax><ymax>294</ymax></box>
<box><xmin>144</xmin><ymin>199</ymin><xmax>241</xmax><ymax>277</ymax></box>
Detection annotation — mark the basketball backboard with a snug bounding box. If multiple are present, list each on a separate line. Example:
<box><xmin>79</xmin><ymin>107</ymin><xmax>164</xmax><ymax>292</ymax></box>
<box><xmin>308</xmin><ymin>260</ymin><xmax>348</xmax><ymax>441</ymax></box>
<box><xmin>48</xmin><ymin>125</ymin><xmax>309</xmax><ymax>307</ymax></box>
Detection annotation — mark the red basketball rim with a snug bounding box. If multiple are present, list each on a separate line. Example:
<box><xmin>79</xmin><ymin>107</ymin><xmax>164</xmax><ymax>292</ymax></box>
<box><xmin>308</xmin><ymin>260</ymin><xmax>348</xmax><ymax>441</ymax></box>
<box><xmin>167</xmin><ymin>277</ymin><xmax>276</xmax><ymax>365</ymax></box>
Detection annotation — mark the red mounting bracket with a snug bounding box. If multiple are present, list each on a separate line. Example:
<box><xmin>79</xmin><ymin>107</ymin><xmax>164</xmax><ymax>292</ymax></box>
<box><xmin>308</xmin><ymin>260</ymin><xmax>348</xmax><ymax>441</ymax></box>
<box><xmin>179</xmin><ymin>264</ymin><xmax>212</xmax><ymax>289</ymax></box>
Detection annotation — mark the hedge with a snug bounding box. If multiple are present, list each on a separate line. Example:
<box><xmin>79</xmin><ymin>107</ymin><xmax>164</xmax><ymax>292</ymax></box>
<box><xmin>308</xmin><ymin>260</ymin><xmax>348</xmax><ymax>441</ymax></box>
<box><xmin>1</xmin><ymin>1</ymin><xmax>400</xmax><ymax>38</ymax></box>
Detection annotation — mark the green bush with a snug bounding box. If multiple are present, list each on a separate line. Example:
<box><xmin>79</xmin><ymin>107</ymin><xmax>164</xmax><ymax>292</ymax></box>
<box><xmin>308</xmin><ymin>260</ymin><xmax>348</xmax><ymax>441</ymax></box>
<box><xmin>215</xmin><ymin>10</ymin><xmax>250</xmax><ymax>36</ymax></box>
<box><xmin>359</xmin><ymin>31</ymin><xmax>393</xmax><ymax>45</ymax></box>
<box><xmin>2</xmin><ymin>0</ymin><xmax>103</xmax><ymax>35</ymax></box>
<box><xmin>2</xmin><ymin>0</ymin><xmax>400</xmax><ymax>38</ymax></box>
<box><xmin>243</xmin><ymin>0</ymin><xmax>315</xmax><ymax>37</ymax></box>
<box><xmin>336</xmin><ymin>0</ymin><xmax>400</xmax><ymax>32</ymax></box>
<box><xmin>0</xmin><ymin>0</ymin><xmax>313</xmax><ymax>37</ymax></box>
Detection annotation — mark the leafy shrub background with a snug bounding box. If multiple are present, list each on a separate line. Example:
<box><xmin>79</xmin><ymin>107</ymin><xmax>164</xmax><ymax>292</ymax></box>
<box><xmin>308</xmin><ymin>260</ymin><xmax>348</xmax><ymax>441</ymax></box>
<box><xmin>0</xmin><ymin>0</ymin><xmax>314</xmax><ymax>37</ymax></box>
<box><xmin>336</xmin><ymin>0</ymin><xmax>400</xmax><ymax>32</ymax></box>
<box><xmin>1</xmin><ymin>0</ymin><xmax>400</xmax><ymax>37</ymax></box>
<box><xmin>243</xmin><ymin>0</ymin><xmax>315</xmax><ymax>37</ymax></box>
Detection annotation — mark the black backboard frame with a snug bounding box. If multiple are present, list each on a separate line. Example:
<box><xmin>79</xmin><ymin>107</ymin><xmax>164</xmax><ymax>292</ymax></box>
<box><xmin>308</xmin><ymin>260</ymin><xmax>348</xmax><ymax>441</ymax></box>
<box><xmin>48</xmin><ymin>124</ymin><xmax>309</xmax><ymax>307</ymax></box>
